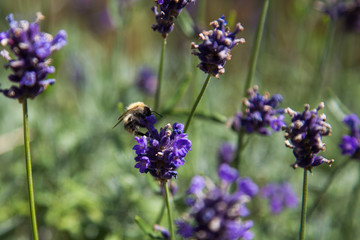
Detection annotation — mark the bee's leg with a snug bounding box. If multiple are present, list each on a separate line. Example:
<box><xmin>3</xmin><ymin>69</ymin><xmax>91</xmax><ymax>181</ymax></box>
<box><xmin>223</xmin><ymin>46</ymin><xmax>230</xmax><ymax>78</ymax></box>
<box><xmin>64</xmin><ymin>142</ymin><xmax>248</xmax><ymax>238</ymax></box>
<box><xmin>135</xmin><ymin>130</ymin><xmax>146</xmax><ymax>136</ymax></box>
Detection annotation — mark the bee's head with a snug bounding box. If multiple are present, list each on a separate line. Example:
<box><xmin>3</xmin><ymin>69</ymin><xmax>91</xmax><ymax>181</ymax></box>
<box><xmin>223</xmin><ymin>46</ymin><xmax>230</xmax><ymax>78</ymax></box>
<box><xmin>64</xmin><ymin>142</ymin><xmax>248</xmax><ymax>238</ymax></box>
<box><xmin>144</xmin><ymin>106</ymin><xmax>152</xmax><ymax>117</ymax></box>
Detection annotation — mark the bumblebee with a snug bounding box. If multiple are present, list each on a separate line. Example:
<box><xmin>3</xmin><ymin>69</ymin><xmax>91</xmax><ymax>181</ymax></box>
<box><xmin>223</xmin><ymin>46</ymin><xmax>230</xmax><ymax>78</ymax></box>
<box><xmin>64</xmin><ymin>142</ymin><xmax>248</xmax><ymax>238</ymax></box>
<box><xmin>113</xmin><ymin>102</ymin><xmax>152</xmax><ymax>135</ymax></box>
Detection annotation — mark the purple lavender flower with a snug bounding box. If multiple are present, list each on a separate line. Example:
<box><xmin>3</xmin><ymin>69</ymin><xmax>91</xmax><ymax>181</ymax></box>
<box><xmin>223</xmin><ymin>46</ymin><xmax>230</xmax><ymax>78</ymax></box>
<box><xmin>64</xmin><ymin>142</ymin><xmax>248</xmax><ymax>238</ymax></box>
<box><xmin>177</xmin><ymin>164</ymin><xmax>257</xmax><ymax>240</ymax></box>
<box><xmin>339</xmin><ymin>113</ymin><xmax>360</xmax><ymax>158</ymax></box>
<box><xmin>0</xmin><ymin>13</ymin><xmax>67</xmax><ymax>101</ymax></box>
<box><xmin>136</xmin><ymin>67</ymin><xmax>157</xmax><ymax>95</ymax></box>
<box><xmin>151</xmin><ymin>0</ymin><xmax>195</xmax><ymax>38</ymax></box>
<box><xmin>231</xmin><ymin>86</ymin><xmax>286</xmax><ymax>136</ymax></box>
<box><xmin>315</xmin><ymin>0</ymin><xmax>347</xmax><ymax>20</ymax></box>
<box><xmin>316</xmin><ymin>0</ymin><xmax>360</xmax><ymax>32</ymax></box>
<box><xmin>261</xmin><ymin>182</ymin><xmax>298</xmax><ymax>214</ymax></box>
<box><xmin>191</xmin><ymin>15</ymin><xmax>245</xmax><ymax>78</ymax></box>
<box><xmin>218</xmin><ymin>142</ymin><xmax>235</xmax><ymax>165</ymax></box>
<box><xmin>283</xmin><ymin>102</ymin><xmax>334</xmax><ymax>171</ymax></box>
<box><xmin>132</xmin><ymin>115</ymin><xmax>192</xmax><ymax>182</ymax></box>
<box><xmin>340</xmin><ymin>0</ymin><xmax>360</xmax><ymax>32</ymax></box>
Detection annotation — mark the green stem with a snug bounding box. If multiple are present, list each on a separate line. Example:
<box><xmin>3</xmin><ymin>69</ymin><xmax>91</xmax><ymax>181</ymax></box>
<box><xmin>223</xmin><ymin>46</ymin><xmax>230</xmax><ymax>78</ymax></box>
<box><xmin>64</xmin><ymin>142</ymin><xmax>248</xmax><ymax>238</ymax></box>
<box><xmin>155</xmin><ymin>38</ymin><xmax>167</xmax><ymax>111</ymax></box>
<box><xmin>341</xmin><ymin>164</ymin><xmax>360</xmax><ymax>239</ymax></box>
<box><xmin>22</xmin><ymin>99</ymin><xmax>39</xmax><ymax>240</ymax></box>
<box><xmin>164</xmin><ymin>181</ymin><xmax>175</xmax><ymax>240</ymax></box>
<box><xmin>299</xmin><ymin>169</ymin><xmax>309</xmax><ymax>240</ymax></box>
<box><xmin>184</xmin><ymin>74</ymin><xmax>211</xmax><ymax>133</ymax></box>
<box><xmin>233</xmin><ymin>0</ymin><xmax>269</xmax><ymax>168</ymax></box>
<box><xmin>313</xmin><ymin>20</ymin><xmax>336</xmax><ymax>100</ymax></box>
<box><xmin>232</xmin><ymin>129</ymin><xmax>245</xmax><ymax>170</ymax></box>
<box><xmin>242</xmin><ymin>0</ymin><xmax>269</xmax><ymax>95</ymax></box>
<box><xmin>307</xmin><ymin>159</ymin><xmax>351</xmax><ymax>219</ymax></box>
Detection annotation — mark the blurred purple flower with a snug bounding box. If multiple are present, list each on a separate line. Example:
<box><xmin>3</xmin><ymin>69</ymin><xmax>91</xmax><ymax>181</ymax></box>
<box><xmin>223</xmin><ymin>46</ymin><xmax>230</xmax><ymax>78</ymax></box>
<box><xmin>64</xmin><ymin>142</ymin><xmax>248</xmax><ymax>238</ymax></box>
<box><xmin>261</xmin><ymin>182</ymin><xmax>299</xmax><ymax>215</ymax></box>
<box><xmin>0</xmin><ymin>13</ymin><xmax>67</xmax><ymax>101</ymax></box>
<box><xmin>154</xmin><ymin>224</ymin><xmax>170</xmax><ymax>239</ymax></box>
<box><xmin>283</xmin><ymin>102</ymin><xmax>334</xmax><ymax>171</ymax></box>
<box><xmin>132</xmin><ymin>116</ymin><xmax>192</xmax><ymax>182</ymax></box>
<box><xmin>187</xmin><ymin>175</ymin><xmax>205</xmax><ymax>195</ymax></box>
<box><xmin>339</xmin><ymin>113</ymin><xmax>360</xmax><ymax>158</ymax></box>
<box><xmin>191</xmin><ymin>15</ymin><xmax>245</xmax><ymax>78</ymax></box>
<box><xmin>237</xmin><ymin>177</ymin><xmax>259</xmax><ymax>198</ymax></box>
<box><xmin>218</xmin><ymin>163</ymin><xmax>238</xmax><ymax>184</ymax></box>
<box><xmin>231</xmin><ymin>86</ymin><xmax>285</xmax><ymax>136</ymax></box>
<box><xmin>217</xmin><ymin>142</ymin><xmax>235</xmax><ymax>165</ymax></box>
<box><xmin>151</xmin><ymin>0</ymin><xmax>195</xmax><ymax>38</ymax></box>
<box><xmin>316</xmin><ymin>0</ymin><xmax>360</xmax><ymax>32</ymax></box>
<box><xmin>136</xmin><ymin>67</ymin><xmax>157</xmax><ymax>95</ymax></box>
<box><xmin>177</xmin><ymin>163</ymin><xmax>257</xmax><ymax>240</ymax></box>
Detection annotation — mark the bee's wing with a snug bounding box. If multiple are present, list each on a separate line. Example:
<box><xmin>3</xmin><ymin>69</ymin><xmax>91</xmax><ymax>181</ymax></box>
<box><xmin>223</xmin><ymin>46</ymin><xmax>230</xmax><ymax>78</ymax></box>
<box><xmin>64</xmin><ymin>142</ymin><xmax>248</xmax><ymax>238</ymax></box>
<box><xmin>112</xmin><ymin>111</ymin><xmax>128</xmax><ymax>129</ymax></box>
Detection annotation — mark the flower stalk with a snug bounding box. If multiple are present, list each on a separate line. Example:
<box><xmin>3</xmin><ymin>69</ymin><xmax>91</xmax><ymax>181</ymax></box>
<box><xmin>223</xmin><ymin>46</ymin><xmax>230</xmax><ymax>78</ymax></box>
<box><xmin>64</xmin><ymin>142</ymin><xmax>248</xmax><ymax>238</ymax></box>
<box><xmin>242</xmin><ymin>0</ymin><xmax>269</xmax><ymax>95</ymax></box>
<box><xmin>299</xmin><ymin>169</ymin><xmax>309</xmax><ymax>240</ymax></box>
<box><xmin>164</xmin><ymin>181</ymin><xmax>175</xmax><ymax>240</ymax></box>
<box><xmin>184</xmin><ymin>73</ymin><xmax>211</xmax><ymax>132</ymax></box>
<box><xmin>155</xmin><ymin>38</ymin><xmax>166</xmax><ymax>111</ymax></box>
<box><xmin>23</xmin><ymin>98</ymin><xmax>39</xmax><ymax>240</ymax></box>
<box><xmin>234</xmin><ymin>0</ymin><xmax>269</xmax><ymax>168</ymax></box>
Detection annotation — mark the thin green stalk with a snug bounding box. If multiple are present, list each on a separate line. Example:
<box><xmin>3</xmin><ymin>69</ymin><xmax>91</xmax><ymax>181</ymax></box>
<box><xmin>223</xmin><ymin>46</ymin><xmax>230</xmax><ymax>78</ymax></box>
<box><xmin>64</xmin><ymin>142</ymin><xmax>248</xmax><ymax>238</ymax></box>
<box><xmin>341</xmin><ymin>164</ymin><xmax>360</xmax><ymax>239</ymax></box>
<box><xmin>313</xmin><ymin>20</ymin><xmax>336</xmax><ymax>100</ymax></box>
<box><xmin>308</xmin><ymin>159</ymin><xmax>351</xmax><ymax>219</ymax></box>
<box><xmin>233</xmin><ymin>0</ymin><xmax>269</xmax><ymax>167</ymax></box>
<box><xmin>155</xmin><ymin>38</ymin><xmax>167</xmax><ymax>111</ymax></box>
<box><xmin>22</xmin><ymin>99</ymin><xmax>39</xmax><ymax>240</ymax></box>
<box><xmin>232</xmin><ymin>129</ymin><xmax>245</xmax><ymax>170</ymax></box>
<box><xmin>164</xmin><ymin>181</ymin><xmax>175</xmax><ymax>240</ymax></box>
<box><xmin>242</xmin><ymin>0</ymin><xmax>269</xmax><ymax>95</ymax></box>
<box><xmin>299</xmin><ymin>169</ymin><xmax>309</xmax><ymax>240</ymax></box>
<box><xmin>184</xmin><ymin>73</ymin><xmax>211</xmax><ymax>133</ymax></box>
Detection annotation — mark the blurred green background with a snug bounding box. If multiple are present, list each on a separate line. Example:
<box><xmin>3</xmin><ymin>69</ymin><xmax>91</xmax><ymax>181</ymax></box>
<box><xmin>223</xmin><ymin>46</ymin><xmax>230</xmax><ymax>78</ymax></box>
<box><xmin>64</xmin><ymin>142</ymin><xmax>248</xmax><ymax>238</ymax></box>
<box><xmin>0</xmin><ymin>0</ymin><xmax>359</xmax><ymax>239</ymax></box>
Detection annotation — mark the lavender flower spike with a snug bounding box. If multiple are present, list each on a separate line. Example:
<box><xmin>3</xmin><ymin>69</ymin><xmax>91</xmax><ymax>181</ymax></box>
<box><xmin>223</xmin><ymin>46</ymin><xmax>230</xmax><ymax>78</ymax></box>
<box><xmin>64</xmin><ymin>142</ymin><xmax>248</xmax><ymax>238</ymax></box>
<box><xmin>133</xmin><ymin>115</ymin><xmax>192</xmax><ymax>182</ymax></box>
<box><xmin>283</xmin><ymin>102</ymin><xmax>334</xmax><ymax>171</ymax></box>
<box><xmin>191</xmin><ymin>15</ymin><xmax>245</xmax><ymax>78</ymax></box>
<box><xmin>177</xmin><ymin>163</ymin><xmax>257</xmax><ymax>240</ymax></box>
<box><xmin>231</xmin><ymin>86</ymin><xmax>286</xmax><ymax>135</ymax></box>
<box><xmin>261</xmin><ymin>182</ymin><xmax>298</xmax><ymax>215</ymax></box>
<box><xmin>151</xmin><ymin>0</ymin><xmax>195</xmax><ymax>38</ymax></box>
<box><xmin>0</xmin><ymin>13</ymin><xmax>67</xmax><ymax>101</ymax></box>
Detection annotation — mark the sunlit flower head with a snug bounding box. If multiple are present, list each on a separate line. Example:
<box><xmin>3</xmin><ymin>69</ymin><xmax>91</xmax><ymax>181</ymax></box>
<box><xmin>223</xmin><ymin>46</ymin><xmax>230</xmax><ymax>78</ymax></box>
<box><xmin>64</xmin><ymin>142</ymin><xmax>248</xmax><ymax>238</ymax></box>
<box><xmin>283</xmin><ymin>102</ymin><xmax>334</xmax><ymax>171</ymax></box>
<box><xmin>0</xmin><ymin>13</ymin><xmax>67</xmax><ymax>101</ymax></box>
<box><xmin>133</xmin><ymin>115</ymin><xmax>192</xmax><ymax>182</ymax></box>
<box><xmin>191</xmin><ymin>15</ymin><xmax>245</xmax><ymax>78</ymax></box>
<box><xmin>231</xmin><ymin>86</ymin><xmax>285</xmax><ymax>136</ymax></box>
<box><xmin>151</xmin><ymin>0</ymin><xmax>195</xmax><ymax>38</ymax></box>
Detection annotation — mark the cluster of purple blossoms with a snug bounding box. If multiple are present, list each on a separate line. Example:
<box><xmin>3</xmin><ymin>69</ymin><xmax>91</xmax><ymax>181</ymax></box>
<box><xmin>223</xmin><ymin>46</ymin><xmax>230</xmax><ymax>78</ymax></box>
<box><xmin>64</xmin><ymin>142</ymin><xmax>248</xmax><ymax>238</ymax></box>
<box><xmin>339</xmin><ymin>113</ymin><xmax>360</xmax><ymax>159</ymax></box>
<box><xmin>151</xmin><ymin>0</ymin><xmax>195</xmax><ymax>38</ymax></box>
<box><xmin>133</xmin><ymin>115</ymin><xmax>192</xmax><ymax>182</ymax></box>
<box><xmin>231</xmin><ymin>86</ymin><xmax>286</xmax><ymax>136</ymax></box>
<box><xmin>136</xmin><ymin>67</ymin><xmax>157</xmax><ymax>96</ymax></box>
<box><xmin>176</xmin><ymin>164</ymin><xmax>258</xmax><ymax>240</ymax></box>
<box><xmin>0</xmin><ymin>13</ymin><xmax>67</xmax><ymax>101</ymax></box>
<box><xmin>191</xmin><ymin>15</ymin><xmax>245</xmax><ymax>78</ymax></box>
<box><xmin>316</xmin><ymin>0</ymin><xmax>360</xmax><ymax>32</ymax></box>
<box><xmin>283</xmin><ymin>102</ymin><xmax>334</xmax><ymax>171</ymax></box>
<box><xmin>260</xmin><ymin>182</ymin><xmax>298</xmax><ymax>215</ymax></box>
